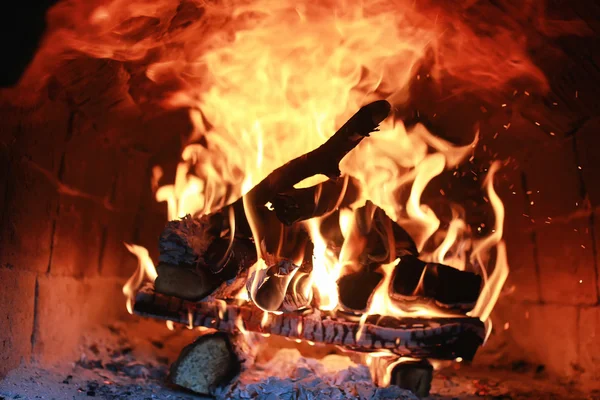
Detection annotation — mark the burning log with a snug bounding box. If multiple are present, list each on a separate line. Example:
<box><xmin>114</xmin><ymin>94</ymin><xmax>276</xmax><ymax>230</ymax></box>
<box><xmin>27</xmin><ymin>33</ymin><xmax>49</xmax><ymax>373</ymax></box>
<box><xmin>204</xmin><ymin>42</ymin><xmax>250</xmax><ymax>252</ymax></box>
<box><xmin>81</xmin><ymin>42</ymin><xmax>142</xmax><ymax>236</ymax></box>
<box><xmin>251</xmin><ymin>259</ymin><xmax>313</xmax><ymax>312</ymax></box>
<box><xmin>390</xmin><ymin>360</ymin><xmax>434</xmax><ymax>398</ymax></box>
<box><xmin>270</xmin><ymin>177</ymin><xmax>359</xmax><ymax>225</ymax></box>
<box><xmin>390</xmin><ymin>256</ymin><xmax>482</xmax><ymax>312</ymax></box>
<box><xmin>154</xmin><ymin>100</ymin><xmax>391</xmax><ymax>300</ymax></box>
<box><xmin>155</xmin><ymin>263</ymin><xmax>222</xmax><ymax>301</ymax></box>
<box><xmin>169</xmin><ymin>330</ymin><xmax>251</xmax><ymax>396</ymax></box>
<box><xmin>155</xmin><ymin>215</ymin><xmax>257</xmax><ymax>300</ymax></box>
<box><xmin>337</xmin><ymin>264</ymin><xmax>383</xmax><ymax>311</ymax></box>
<box><xmin>220</xmin><ymin>99</ymin><xmax>392</xmax><ymax>233</ymax></box>
<box><xmin>238</xmin><ymin>100</ymin><xmax>392</xmax><ymax>209</ymax></box>
<box><xmin>134</xmin><ymin>285</ymin><xmax>485</xmax><ymax>361</ymax></box>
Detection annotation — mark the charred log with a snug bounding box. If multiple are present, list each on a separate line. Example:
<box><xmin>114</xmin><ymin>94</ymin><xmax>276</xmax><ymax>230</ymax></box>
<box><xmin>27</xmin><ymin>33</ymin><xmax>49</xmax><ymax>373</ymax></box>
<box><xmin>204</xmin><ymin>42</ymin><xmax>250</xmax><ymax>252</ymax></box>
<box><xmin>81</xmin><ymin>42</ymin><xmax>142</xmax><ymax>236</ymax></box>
<box><xmin>391</xmin><ymin>256</ymin><xmax>482</xmax><ymax>311</ymax></box>
<box><xmin>270</xmin><ymin>177</ymin><xmax>360</xmax><ymax>225</ymax></box>
<box><xmin>134</xmin><ymin>285</ymin><xmax>485</xmax><ymax>361</ymax></box>
<box><xmin>155</xmin><ymin>215</ymin><xmax>257</xmax><ymax>300</ymax></box>
<box><xmin>238</xmin><ymin>100</ymin><xmax>391</xmax><ymax>210</ymax></box>
<box><xmin>154</xmin><ymin>263</ymin><xmax>221</xmax><ymax>301</ymax></box>
<box><xmin>337</xmin><ymin>264</ymin><xmax>383</xmax><ymax>311</ymax></box>
<box><xmin>251</xmin><ymin>259</ymin><xmax>313</xmax><ymax>312</ymax></box>
<box><xmin>169</xmin><ymin>331</ymin><xmax>243</xmax><ymax>396</ymax></box>
<box><xmin>363</xmin><ymin>205</ymin><xmax>419</xmax><ymax>263</ymax></box>
<box><xmin>390</xmin><ymin>359</ymin><xmax>434</xmax><ymax>398</ymax></box>
<box><xmin>154</xmin><ymin>101</ymin><xmax>390</xmax><ymax>299</ymax></box>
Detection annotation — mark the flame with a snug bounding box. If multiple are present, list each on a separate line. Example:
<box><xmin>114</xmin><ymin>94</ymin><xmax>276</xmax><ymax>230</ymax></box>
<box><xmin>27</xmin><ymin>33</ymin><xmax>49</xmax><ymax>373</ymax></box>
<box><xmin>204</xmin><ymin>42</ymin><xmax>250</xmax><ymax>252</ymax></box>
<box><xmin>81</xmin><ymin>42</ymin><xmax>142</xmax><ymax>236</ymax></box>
<box><xmin>122</xmin><ymin>243</ymin><xmax>157</xmax><ymax>314</ymax></box>
<box><xmin>305</xmin><ymin>217</ymin><xmax>344</xmax><ymax>311</ymax></box>
<box><xmin>26</xmin><ymin>0</ymin><xmax>526</xmax><ymax>342</ymax></box>
<box><xmin>469</xmin><ymin>162</ymin><xmax>509</xmax><ymax>339</ymax></box>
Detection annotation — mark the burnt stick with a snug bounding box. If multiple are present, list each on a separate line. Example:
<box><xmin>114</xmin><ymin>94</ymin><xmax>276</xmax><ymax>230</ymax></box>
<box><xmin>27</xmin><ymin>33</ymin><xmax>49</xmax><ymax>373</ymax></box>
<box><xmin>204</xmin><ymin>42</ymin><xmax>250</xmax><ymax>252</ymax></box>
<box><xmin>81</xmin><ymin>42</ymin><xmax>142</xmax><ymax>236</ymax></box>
<box><xmin>134</xmin><ymin>284</ymin><xmax>485</xmax><ymax>361</ymax></box>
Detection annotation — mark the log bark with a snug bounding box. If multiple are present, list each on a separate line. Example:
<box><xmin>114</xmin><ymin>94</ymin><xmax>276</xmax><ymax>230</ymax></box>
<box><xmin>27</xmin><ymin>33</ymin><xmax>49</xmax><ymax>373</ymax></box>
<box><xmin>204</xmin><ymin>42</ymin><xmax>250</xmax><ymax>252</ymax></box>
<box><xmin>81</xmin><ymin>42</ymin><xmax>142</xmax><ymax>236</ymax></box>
<box><xmin>134</xmin><ymin>285</ymin><xmax>485</xmax><ymax>361</ymax></box>
<box><xmin>270</xmin><ymin>176</ymin><xmax>359</xmax><ymax>226</ymax></box>
<box><xmin>238</xmin><ymin>100</ymin><xmax>391</xmax><ymax>209</ymax></box>
<box><xmin>169</xmin><ymin>330</ymin><xmax>243</xmax><ymax>396</ymax></box>
<box><xmin>154</xmin><ymin>263</ymin><xmax>222</xmax><ymax>301</ymax></box>
<box><xmin>391</xmin><ymin>256</ymin><xmax>482</xmax><ymax>312</ymax></box>
<box><xmin>390</xmin><ymin>360</ymin><xmax>434</xmax><ymax>398</ymax></box>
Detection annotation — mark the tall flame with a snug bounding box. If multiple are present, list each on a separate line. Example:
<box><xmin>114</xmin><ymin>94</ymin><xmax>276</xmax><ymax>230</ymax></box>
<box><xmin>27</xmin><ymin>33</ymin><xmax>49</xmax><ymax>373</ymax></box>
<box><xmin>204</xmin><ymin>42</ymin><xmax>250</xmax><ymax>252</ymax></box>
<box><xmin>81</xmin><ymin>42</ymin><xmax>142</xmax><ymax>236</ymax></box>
<box><xmin>20</xmin><ymin>0</ymin><xmax>541</xmax><ymax>339</ymax></box>
<box><xmin>122</xmin><ymin>243</ymin><xmax>157</xmax><ymax>314</ymax></box>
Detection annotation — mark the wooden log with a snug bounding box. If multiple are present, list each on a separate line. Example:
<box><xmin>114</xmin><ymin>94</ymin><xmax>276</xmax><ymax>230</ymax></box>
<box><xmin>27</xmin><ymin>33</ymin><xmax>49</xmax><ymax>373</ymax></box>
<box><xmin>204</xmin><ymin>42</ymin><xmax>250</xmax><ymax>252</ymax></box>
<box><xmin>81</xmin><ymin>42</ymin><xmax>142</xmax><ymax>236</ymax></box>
<box><xmin>239</xmin><ymin>100</ymin><xmax>391</xmax><ymax>209</ymax></box>
<box><xmin>169</xmin><ymin>330</ymin><xmax>244</xmax><ymax>396</ymax></box>
<box><xmin>154</xmin><ymin>101</ymin><xmax>391</xmax><ymax>299</ymax></box>
<box><xmin>270</xmin><ymin>177</ymin><xmax>359</xmax><ymax>225</ymax></box>
<box><xmin>154</xmin><ymin>263</ymin><xmax>222</xmax><ymax>301</ymax></box>
<box><xmin>251</xmin><ymin>259</ymin><xmax>313</xmax><ymax>312</ymax></box>
<box><xmin>216</xmin><ymin>99</ymin><xmax>392</xmax><ymax>236</ymax></box>
<box><xmin>134</xmin><ymin>285</ymin><xmax>485</xmax><ymax>361</ymax></box>
<box><xmin>155</xmin><ymin>214</ymin><xmax>257</xmax><ymax>300</ymax></box>
<box><xmin>390</xmin><ymin>359</ymin><xmax>434</xmax><ymax>398</ymax></box>
<box><xmin>391</xmin><ymin>255</ymin><xmax>482</xmax><ymax>312</ymax></box>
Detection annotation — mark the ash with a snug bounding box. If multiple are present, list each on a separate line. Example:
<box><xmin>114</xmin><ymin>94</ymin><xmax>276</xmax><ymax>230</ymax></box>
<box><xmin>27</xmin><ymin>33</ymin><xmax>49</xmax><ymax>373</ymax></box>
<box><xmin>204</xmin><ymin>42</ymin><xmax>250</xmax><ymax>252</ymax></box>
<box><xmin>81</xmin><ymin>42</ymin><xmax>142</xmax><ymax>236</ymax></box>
<box><xmin>215</xmin><ymin>349</ymin><xmax>418</xmax><ymax>400</ymax></box>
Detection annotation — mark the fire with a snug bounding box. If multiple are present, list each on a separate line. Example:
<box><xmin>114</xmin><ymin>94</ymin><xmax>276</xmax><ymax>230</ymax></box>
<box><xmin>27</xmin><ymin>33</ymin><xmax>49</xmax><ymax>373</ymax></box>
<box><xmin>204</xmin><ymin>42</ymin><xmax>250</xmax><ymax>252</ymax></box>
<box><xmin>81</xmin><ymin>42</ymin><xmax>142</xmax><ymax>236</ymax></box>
<box><xmin>112</xmin><ymin>0</ymin><xmax>512</xmax><ymax>334</ymax></box>
<box><xmin>122</xmin><ymin>243</ymin><xmax>157</xmax><ymax>314</ymax></box>
<box><xmin>24</xmin><ymin>0</ymin><xmax>561</xmax><ymax>349</ymax></box>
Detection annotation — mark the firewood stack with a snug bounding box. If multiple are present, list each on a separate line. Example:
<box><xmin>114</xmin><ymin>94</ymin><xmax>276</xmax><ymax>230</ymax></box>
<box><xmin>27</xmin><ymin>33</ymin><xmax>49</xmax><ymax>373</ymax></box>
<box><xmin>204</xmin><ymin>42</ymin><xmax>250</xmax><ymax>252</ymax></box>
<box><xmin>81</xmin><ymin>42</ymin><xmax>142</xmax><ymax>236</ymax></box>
<box><xmin>133</xmin><ymin>100</ymin><xmax>486</xmax><ymax>398</ymax></box>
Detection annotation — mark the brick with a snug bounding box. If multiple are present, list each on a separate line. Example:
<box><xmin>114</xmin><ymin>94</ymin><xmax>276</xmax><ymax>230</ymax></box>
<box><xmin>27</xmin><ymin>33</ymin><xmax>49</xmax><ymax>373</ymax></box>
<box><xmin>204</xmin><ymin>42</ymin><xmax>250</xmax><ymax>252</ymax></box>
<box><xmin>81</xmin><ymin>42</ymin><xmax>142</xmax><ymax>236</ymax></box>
<box><xmin>0</xmin><ymin>141</ymin><xmax>9</xmax><ymax>220</ymax></box>
<box><xmin>481</xmin><ymin>107</ymin><xmax>548</xmax><ymax>165</ymax></box>
<box><xmin>0</xmin><ymin>267</ymin><xmax>36</xmax><ymax>378</ymax></box>
<box><xmin>574</xmin><ymin>117</ymin><xmax>600</xmax><ymax>207</ymax></box>
<box><xmin>494</xmin><ymin>301</ymin><xmax>580</xmax><ymax>377</ymax></box>
<box><xmin>0</xmin><ymin>159</ymin><xmax>58</xmax><ymax>273</ymax></box>
<box><xmin>496</xmin><ymin>164</ymin><xmax>540</xmax><ymax>302</ymax></box>
<box><xmin>61</xmin><ymin>126</ymin><xmax>118</xmax><ymax>200</ymax></box>
<box><xmin>579</xmin><ymin>306</ymin><xmax>600</xmax><ymax>390</ymax></box>
<box><xmin>536</xmin><ymin>218</ymin><xmax>597</xmax><ymax>305</ymax></box>
<box><xmin>137</xmin><ymin>108</ymin><xmax>190</xmax><ymax>154</ymax></box>
<box><xmin>53</xmin><ymin>59</ymin><xmax>138</xmax><ymax>128</ymax></box>
<box><xmin>521</xmin><ymin>136</ymin><xmax>585</xmax><ymax>221</ymax></box>
<box><xmin>99</xmin><ymin>210</ymin><xmax>138</xmax><ymax>278</ymax></box>
<box><xmin>31</xmin><ymin>275</ymin><xmax>129</xmax><ymax>364</ymax></box>
<box><xmin>2</xmin><ymin>96</ymin><xmax>70</xmax><ymax>174</ymax></box>
<box><xmin>595</xmin><ymin>212</ymin><xmax>600</xmax><ymax>304</ymax></box>
<box><xmin>50</xmin><ymin>196</ymin><xmax>103</xmax><ymax>277</ymax></box>
<box><xmin>15</xmin><ymin>100</ymin><xmax>70</xmax><ymax>174</ymax></box>
<box><xmin>113</xmin><ymin>148</ymin><xmax>151</xmax><ymax>210</ymax></box>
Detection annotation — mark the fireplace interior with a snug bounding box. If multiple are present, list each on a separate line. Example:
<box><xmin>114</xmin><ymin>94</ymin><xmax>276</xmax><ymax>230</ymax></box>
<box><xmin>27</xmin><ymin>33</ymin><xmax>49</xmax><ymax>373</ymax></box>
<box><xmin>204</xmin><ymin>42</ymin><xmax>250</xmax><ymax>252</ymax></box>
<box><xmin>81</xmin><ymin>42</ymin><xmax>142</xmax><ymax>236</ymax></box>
<box><xmin>1</xmin><ymin>0</ymin><xmax>600</xmax><ymax>399</ymax></box>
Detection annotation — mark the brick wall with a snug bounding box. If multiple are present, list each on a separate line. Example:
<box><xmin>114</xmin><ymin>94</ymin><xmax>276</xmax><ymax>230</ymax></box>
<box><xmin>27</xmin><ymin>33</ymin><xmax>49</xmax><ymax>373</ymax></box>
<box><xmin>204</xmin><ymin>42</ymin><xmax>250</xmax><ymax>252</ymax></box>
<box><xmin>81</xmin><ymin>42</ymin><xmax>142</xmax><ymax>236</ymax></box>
<box><xmin>0</xmin><ymin>58</ymin><xmax>182</xmax><ymax>376</ymax></box>
<box><xmin>475</xmin><ymin>109</ymin><xmax>600</xmax><ymax>390</ymax></box>
<box><xmin>1</xmin><ymin>49</ymin><xmax>600</xmax><ymax>392</ymax></box>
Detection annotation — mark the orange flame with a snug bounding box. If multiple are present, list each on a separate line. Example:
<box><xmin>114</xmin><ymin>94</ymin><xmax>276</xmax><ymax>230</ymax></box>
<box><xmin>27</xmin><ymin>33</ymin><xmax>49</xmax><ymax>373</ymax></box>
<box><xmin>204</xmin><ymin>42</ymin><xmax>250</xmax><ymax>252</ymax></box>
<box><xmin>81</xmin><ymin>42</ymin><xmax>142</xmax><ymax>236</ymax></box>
<box><xmin>26</xmin><ymin>0</ymin><xmax>524</xmax><ymax>339</ymax></box>
<box><xmin>469</xmin><ymin>162</ymin><xmax>509</xmax><ymax>339</ymax></box>
<box><xmin>122</xmin><ymin>243</ymin><xmax>157</xmax><ymax>314</ymax></box>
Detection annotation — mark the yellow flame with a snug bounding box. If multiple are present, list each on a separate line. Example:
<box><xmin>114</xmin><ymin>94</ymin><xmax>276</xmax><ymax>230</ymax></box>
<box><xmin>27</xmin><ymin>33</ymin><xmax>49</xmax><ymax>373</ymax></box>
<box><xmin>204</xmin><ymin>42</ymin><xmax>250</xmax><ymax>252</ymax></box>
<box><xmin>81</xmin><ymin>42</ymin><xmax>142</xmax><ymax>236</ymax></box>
<box><xmin>305</xmin><ymin>217</ymin><xmax>344</xmax><ymax>311</ymax></box>
<box><xmin>469</xmin><ymin>162</ymin><xmax>509</xmax><ymax>337</ymax></box>
<box><xmin>356</xmin><ymin>259</ymin><xmax>453</xmax><ymax>340</ymax></box>
<box><xmin>123</xmin><ymin>243</ymin><xmax>157</xmax><ymax>314</ymax></box>
<box><xmin>103</xmin><ymin>0</ymin><xmax>512</xmax><ymax>337</ymax></box>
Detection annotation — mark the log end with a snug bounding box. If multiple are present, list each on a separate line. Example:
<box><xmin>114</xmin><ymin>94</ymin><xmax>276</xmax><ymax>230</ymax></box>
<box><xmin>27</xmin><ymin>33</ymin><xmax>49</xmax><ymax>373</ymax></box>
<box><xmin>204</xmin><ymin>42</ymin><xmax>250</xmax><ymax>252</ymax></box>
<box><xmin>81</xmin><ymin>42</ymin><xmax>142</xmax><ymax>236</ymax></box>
<box><xmin>391</xmin><ymin>360</ymin><xmax>434</xmax><ymax>399</ymax></box>
<box><xmin>169</xmin><ymin>331</ymin><xmax>241</xmax><ymax>396</ymax></box>
<box><xmin>155</xmin><ymin>263</ymin><xmax>221</xmax><ymax>301</ymax></box>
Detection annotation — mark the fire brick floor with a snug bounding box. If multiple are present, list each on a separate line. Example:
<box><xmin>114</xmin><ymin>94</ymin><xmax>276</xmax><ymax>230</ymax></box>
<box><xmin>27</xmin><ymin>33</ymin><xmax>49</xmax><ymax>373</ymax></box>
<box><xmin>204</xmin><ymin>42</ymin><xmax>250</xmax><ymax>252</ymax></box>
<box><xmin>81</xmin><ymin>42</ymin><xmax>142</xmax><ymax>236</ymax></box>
<box><xmin>0</xmin><ymin>320</ymin><xmax>595</xmax><ymax>400</ymax></box>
